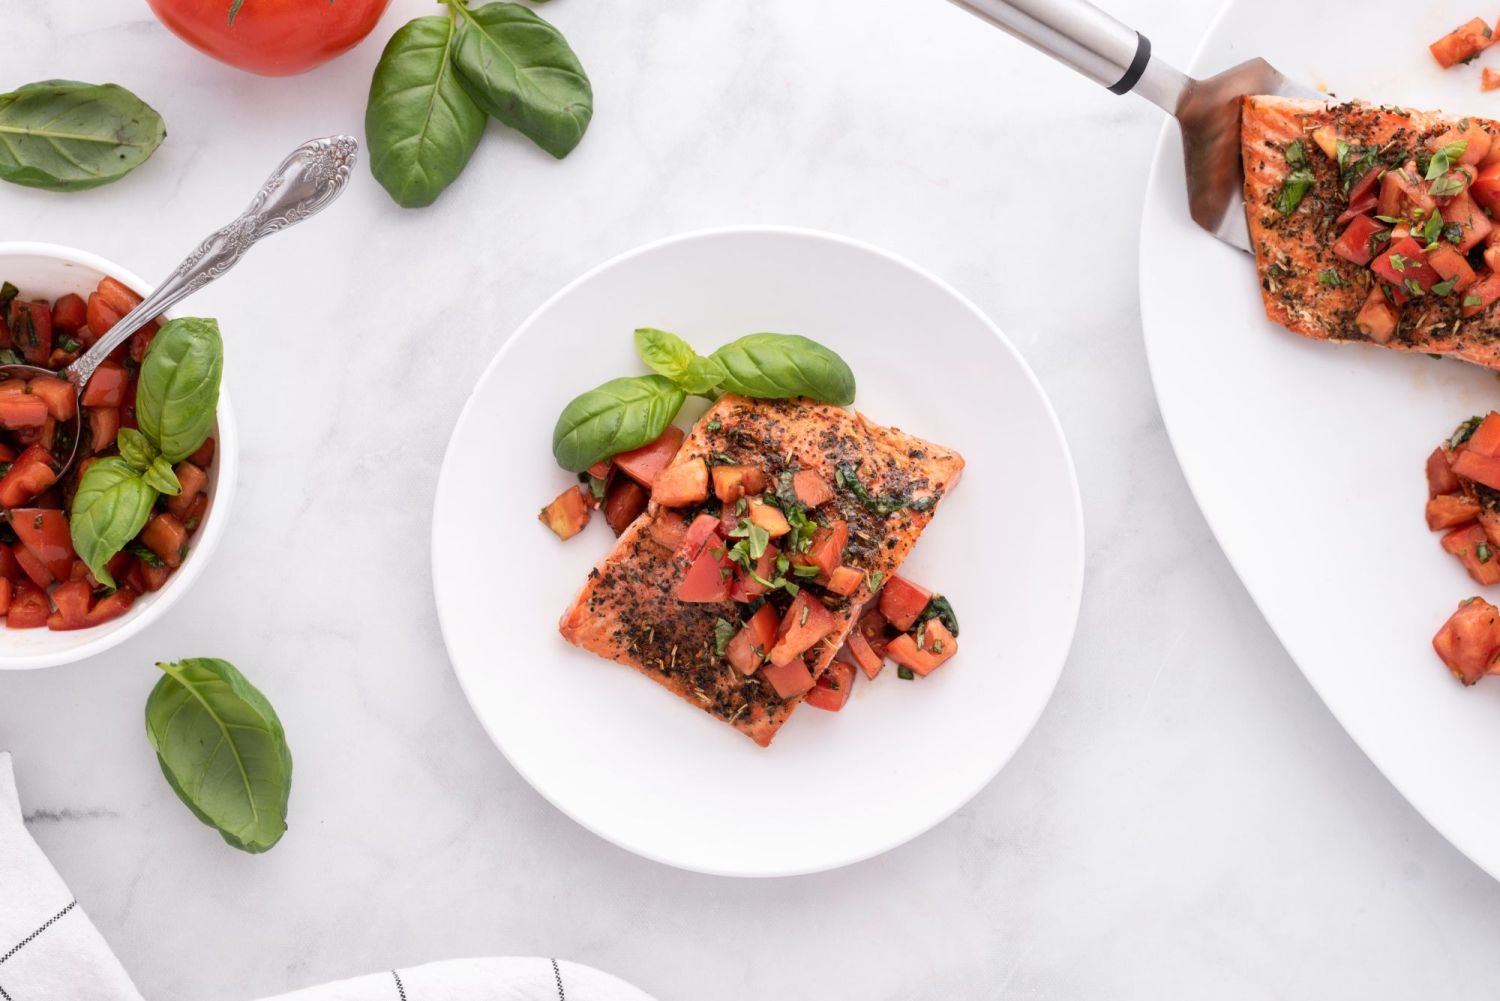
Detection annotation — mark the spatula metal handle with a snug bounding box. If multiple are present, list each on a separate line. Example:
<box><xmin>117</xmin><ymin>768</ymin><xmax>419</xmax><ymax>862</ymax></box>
<box><xmin>943</xmin><ymin>0</ymin><xmax>1187</xmax><ymax>113</ymax></box>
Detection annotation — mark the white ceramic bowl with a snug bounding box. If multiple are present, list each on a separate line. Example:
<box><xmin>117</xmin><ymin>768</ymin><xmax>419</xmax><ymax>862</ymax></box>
<box><xmin>0</xmin><ymin>242</ymin><xmax>236</xmax><ymax>670</ymax></box>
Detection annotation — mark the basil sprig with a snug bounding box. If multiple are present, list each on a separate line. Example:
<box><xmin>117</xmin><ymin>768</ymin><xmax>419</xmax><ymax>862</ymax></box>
<box><xmin>145</xmin><ymin>658</ymin><xmax>293</xmax><ymax>854</ymax></box>
<box><xmin>364</xmin><ymin>1</ymin><xmax>592</xmax><ymax>207</ymax></box>
<box><xmin>70</xmin><ymin>317</ymin><xmax>221</xmax><ymax>585</ymax></box>
<box><xmin>0</xmin><ymin>80</ymin><xmax>165</xmax><ymax>192</ymax></box>
<box><xmin>550</xmin><ymin>329</ymin><xmax>859</xmax><ymax>472</ymax></box>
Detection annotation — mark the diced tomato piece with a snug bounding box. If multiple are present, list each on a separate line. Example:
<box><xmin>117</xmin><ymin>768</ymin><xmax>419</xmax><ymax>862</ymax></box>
<box><xmin>164</xmin><ymin>462</ymin><xmax>208</xmax><ymax>520</ymax></box>
<box><xmin>188</xmin><ymin>436</ymin><xmax>216</xmax><ymax>467</ymax></box>
<box><xmin>747</xmin><ymin>499</ymin><xmax>790</xmax><ymax>538</ymax></box>
<box><xmin>127</xmin><ymin>322</ymin><xmax>159</xmax><ymax>364</ymax></box>
<box><xmin>730</xmin><ymin>543</ymin><xmax>779</xmax><ymax>602</ymax></box>
<box><xmin>805</xmin><ymin>661</ymin><xmax>856</xmax><ymax>712</ymax></box>
<box><xmin>0</xmin><ymin>578</ymin><xmax>12</xmax><ymax>615</ymax></box>
<box><xmin>1333</xmin><ymin>215</ymin><xmax>1387</xmax><ymax>266</ymax></box>
<box><xmin>0</xmin><ymin>547</ymin><xmax>19</xmax><ymax>585</ymax></box>
<box><xmin>1378</xmin><ymin>165</ymin><xmax>1435</xmax><ymax>220</ymax></box>
<box><xmin>81</xmin><ymin>360</ymin><xmax>127</xmax><ymax>408</ymax></box>
<box><xmin>769</xmin><ymin>592</ymin><xmax>836</xmax><ymax>666</ymax></box>
<box><xmin>725</xmin><ymin>604</ymin><xmax>779</xmax><ymax>675</ymax></box>
<box><xmin>45</xmin><ymin>579</ymin><xmax>93</xmax><ymax>631</ymax></box>
<box><xmin>539</xmin><ymin>485</ymin><xmax>590</xmax><ymax>540</ymax></box>
<box><xmin>1467</xmin><ymin>412</ymin><xmax>1500</xmax><ymax>457</ymax></box>
<box><xmin>1353</xmin><ymin>286</ymin><xmax>1398</xmax><ymax>345</ymax></box>
<box><xmin>650</xmin><ymin>458</ymin><xmax>709</xmax><ymax>508</ymax></box>
<box><xmin>1442</xmin><ymin>190</ymin><xmax>1492</xmax><ymax>250</ymax></box>
<box><xmin>711</xmin><ymin>464</ymin><xmax>765</xmax><ymax>503</ymax></box>
<box><xmin>1430</xmin><ymin>446</ymin><xmax>1464</xmax><ymax>497</ymax></box>
<box><xmin>585</xmin><ymin>460</ymin><xmax>611</xmax><ymax>479</ymax></box>
<box><xmin>857</xmin><ymin>608</ymin><xmax>890</xmax><ymax>657</ymax></box>
<box><xmin>5</xmin><ymin>580</ymin><xmax>48</xmax><ymax>629</ymax></box>
<box><xmin>792</xmin><ymin>470</ymin><xmax>834</xmax><ymax>508</ymax></box>
<box><xmin>95</xmin><ymin>276</ymin><xmax>141</xmax><ymax>316</ymax></box>
<box><xmin>1372</xmin><ymin>237</ymin><xmax>1441</xmax><ymax>294</ymax></box>
<box><xmin>0</xmin><ymin>392</ymin><xmax>47</xmax><ymax>430</ymax></box>
<box><xmin>878</xmin><ymin>574</ymin><xmax>933</xmax><ymax>631</ymax></box>
<box><xmin>85</xmin><ymin>292</ymin><xmax>121</xmax><ymax>339</ymax></box>
<box><xmin>1487</xmin><ymin>68</ymin><xmax>1500</xmax><ymax>91</ymax></box>
<box><xmin>826</xmin><ymin>565</ymin><xmax>864</xmax><ymax>596</ymax></box>
<box><xmin>760</xmin><ymin>659</ymin><xmax>815</xmax><ymax>700</ymax></box>
<box><xmin>1455</xmin><ymin>447</ymin><xmax>1500</xmax><ymax>491</ymax></box>
<box><xmin>84</xmin><ymin>586</ymin><xmax>136</xmax><ymax>626</ymax></box>
<box><xmin>613</xmin><ymin>426</ymin><xmax>685</xmax><ymax>487</ymax></box>
<box><xmin>133</xmin><ymin>555</ymin><xmax>172</xmax><ymax>592</ymax></box>
<box><xmin>8</xmin><ymin>300</ymin><xmax>51</xmax><ymax>366</ymax></box>
<box><xmin>1443</xmin><ymin>522</ymin><xmax>1500</xmax><ymax>584</ymax></box>
<box><xmin>1347</xmin><ymin>160</ymin><xmax>1383</xmax><ymax>207</ymax></box>
<box><xmin>1427</xmin><ymin>494</ymin><xmax>1481</xmax><ymax>530</ymax></box>
<box><xmin>676</xmin><ymin>543</ymin><xmax>733</xmax><ymax>603</ymax></box>
<box><xmin>1433</xmin><ymin>597</ymin><xmax>1500</xmax><ymax>685</ymax></box>
<box><xmin>10</xmin><ymin>542</ymin><xmax>50</xmax><ymax>589</ymax></box>
<box><xmin>85</xmin><ymin>406</ymin><xmax>120</xmax><ymax>455</ymax></box>
<box><xmin>0</xmin><ymin>445</ymin><xmax>57</xmax><ymax>508</ymax></box>
<box><xmin>83</xmin><ymin>551</ymin><xmax>131</xmax><ymax>590</ymax></box>
<box><xmin>887</xmin><ymin>620</ymin><xmax>958</xmax><ymax>676</ymax></box>
<box><xmin>1429</xmin><ymin>243</ymin><xmax>1478</xmax><ymax>291</ymax></box>
<box><xmin>140</xmin><ymin>513</ymin><xmax>187</xmax><ymax>569</ymax></box>
<box><xmin>25</xmin><ymin>377</ymin><xmax>75</xmax><ymax>422</ymax></box>
<box><xmin>602</xmin><ymin>476</ymin><xmax>648</xmax><ymax>535</ymax></box>
<box><xmin>648</xmin><ymin>509</ymin><xmax>688</xmax><ymax>553</ymax></box>
<box><xmin>1473</xmin><ymin>162</ymin><xmax>1500</xmax><ymax>213</ymax></box>
<box><xmin>10</xmin><ymin>508</ymin><xmax>75</xmax><ymax>581</ymax></box>
<box><xmin>673</xmin><ymin>512</ymin><xmax>722</xmax><ymax>564</ymax></box>
<box><xmin>0</xmin><ymin>380</ymin><xmax>24</xmax><ymax>396</ymax></box>
<box><xmin>180</xmin><ymin>494</ymin><xmax>207</xmax><ymax>533</ymax></box>
<box><xmin>844</xmin><ymin>628</ymin><xmax>885</xmax><ymax>680</ymax></box>
<box><xmin>1431</xmin><ymin>17</ymin><xmax>1495</xmax><ymax>69</ymax></box>
<box><xmin>1310</xmin><ymin>125</ymin><xmax>1342</xmax><ymax>160</ymax></box>
<box><xmin>1463</xmin><ymin>270</ymin><xmax>1500</xmax><ymax>317</ymax></box>
<box><xmin>50</xmin><ymin>293</ymin><xmax>86</xmax><ymax>334</ymax></box>
<box><xmin>802</xmin><ymin>519</ymin><xmax>847</xmax><ymax>579</ymax></box>
<box><xmin>1430</xmin><ymin>124</ymin><xmax>1493</xmax><ymax>166</ymax></box>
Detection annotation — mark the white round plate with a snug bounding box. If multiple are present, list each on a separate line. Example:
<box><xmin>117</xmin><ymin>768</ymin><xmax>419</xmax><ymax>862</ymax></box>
<box><xmin>1142</xmin><ymin>5</ymin><xmax>1500</xmax><ymax>878</ymax></box>
<box><xmin>433</xmin><ymin>227</ymin><xmax>1083</xmax><ymax>876</ymax></box>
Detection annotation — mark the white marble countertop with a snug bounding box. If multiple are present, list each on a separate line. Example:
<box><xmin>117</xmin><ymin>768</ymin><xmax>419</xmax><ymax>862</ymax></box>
<box><xmin>2</xmin><ymin>0</ymin><xmax>1498</xmax><ymax>998</ymax></box>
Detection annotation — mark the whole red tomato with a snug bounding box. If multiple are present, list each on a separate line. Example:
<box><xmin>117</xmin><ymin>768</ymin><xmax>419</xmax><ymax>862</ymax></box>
<box><xmin>147</xmin><ymin>0</ymin><xmax>393</xmax><ymax>76</ymax></box>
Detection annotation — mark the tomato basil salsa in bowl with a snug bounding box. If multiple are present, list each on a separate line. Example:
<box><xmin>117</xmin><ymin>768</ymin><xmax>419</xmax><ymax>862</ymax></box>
<box><xmin>0</xmin><ymin>243</ymin><xmax>237</xmax><ymax>670</ymax></box>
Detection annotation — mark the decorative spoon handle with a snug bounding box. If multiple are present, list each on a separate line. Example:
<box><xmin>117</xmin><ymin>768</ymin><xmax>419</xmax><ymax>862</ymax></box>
<box><xmin>66</xmin><ymin>134</ymin><xmax>359</xmax><ymax>386</ymax></box>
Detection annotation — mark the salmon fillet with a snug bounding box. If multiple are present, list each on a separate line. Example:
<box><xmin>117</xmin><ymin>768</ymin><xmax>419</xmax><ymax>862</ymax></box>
<box><xmin>1242</xmin><ymin>95</ymin><xmax>1500</xmax><ymax>366</ymax></box>
<box><xmin>559</xmin><ymin>395</ymin><xmax>964</xmax><ymax>746</ymax></box>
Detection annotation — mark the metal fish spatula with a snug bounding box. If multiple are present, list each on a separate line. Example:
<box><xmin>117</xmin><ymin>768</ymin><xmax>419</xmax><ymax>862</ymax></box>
<box><xmin>944</xmin><ymin>0</ymin><xmax>1322</xmax><ymax>252</ymax></box>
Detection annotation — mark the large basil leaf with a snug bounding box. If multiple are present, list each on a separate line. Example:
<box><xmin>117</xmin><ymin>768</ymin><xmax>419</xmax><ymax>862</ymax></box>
<box><xmin>69</xmin><ymin>457</ymin><xmax>156</xmax><ymax>588</ymax></box>
<box><xmin>448</xmin><ymin>2</ymin><xmax>593</xmax><ymax>159</ymax></box>
<box><xmin>366</xmin><ymin>15</ymin><xmax>488</xmax><ymax>209</ymax></box>
<box><xmin>709</xmin><ymin>333</ymin><xmax>856</xmax><ymax>405</ymax></box>
<box><xmin>633</xmin><ymin>328</ymin><xmax>726</xmax><ymax>395</ymax></box>
<box><xmin>552</xmin><ymin>375</ymin><xmax>685</xmax><ymax>472</ymax></box>
<box><xmin>0</xmin><ymin>80</ymin><xmax>165</xmax><ymax>192</ymax></box>
<box><xmin>144</xmin><ymin>658</ymin><xmax>293</xmax><ymax>854</ymax></box>
<box><xmin>136</xmin><ymin>317</ymin><xmax>223</xmax><ymax>464</ymax></box>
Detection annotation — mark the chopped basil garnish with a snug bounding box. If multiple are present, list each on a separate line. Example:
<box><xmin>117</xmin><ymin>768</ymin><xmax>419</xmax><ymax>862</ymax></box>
<box><xmin>897</xmin><ymin>666</ymin><xmax>915</xmax><ymax>681</ymax></box>
<box><xmin>1452</xmin><ymin>416</ymin><xmax>1484</xmax><ymax>448</ymax></box>
<box><xmin>1433</xmin><ymin>277</ymin><xmax>1458</xmax><ymax>297</ymax></box>
<box><xmin>1480</xmin><ymin>543</ymin><xmax>1493</xmax><ymax>564</ymax></box>
<box><xmin>1465</xmin><ymin>294</ymin><xmax>1485</xmax><ymax>308</ymax></box>
<box><xmin>1316</xmin><ymin>269</ymin><xmax>1346</xmax><ymax>288</ymax></box>
<box><xmin>1404</xmin><ymin>278</ymin><xmax>1426</xmax><ymax>297</ymax></box>
<box><xmin>713</xmin><ymin>617</ymin><xmax>735</xmax><ymax>656</ymax></box>
<box><xmin>1429</xmin><ymin>174</ymin><xmax>1466</xmax><ymax>199</ymax></box>
<box><xmin>1427</xmin><ymin>139</ymin><xmax>1468</xmax><ymax>181</ymax></box>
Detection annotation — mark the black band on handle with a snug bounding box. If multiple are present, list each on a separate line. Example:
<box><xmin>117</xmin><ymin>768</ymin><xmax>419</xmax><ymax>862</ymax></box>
<box><xmin>1107</xmin><ymin>32</ymin><xmax>1151</xmax><ymax>95</ymax></box>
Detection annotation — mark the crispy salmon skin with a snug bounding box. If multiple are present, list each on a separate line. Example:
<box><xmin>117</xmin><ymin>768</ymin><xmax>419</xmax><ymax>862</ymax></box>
<box><xmin>558</xmin><ymin>395</ymin><xmax>964</xmax><ymax>746</ymax></box>
<box><xmin>1242</xmin><ymin>95</ymin><xmax>1500</xmax><ymax>365</ymax></box>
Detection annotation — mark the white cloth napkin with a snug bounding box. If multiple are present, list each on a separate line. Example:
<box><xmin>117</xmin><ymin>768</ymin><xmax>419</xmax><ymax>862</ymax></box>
<box><xmin>0</xmin><ymin>752</ymin><xmax>145</xmax><ymax>1001</ymax></box>
<box><xmin>0</xmin><ymin>752</ymin><xmax>655</xmax><ymax>1001</ymax></box>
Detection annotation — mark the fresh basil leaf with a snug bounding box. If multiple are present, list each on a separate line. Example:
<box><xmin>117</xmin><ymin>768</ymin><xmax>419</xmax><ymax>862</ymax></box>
<box><xmin>116</xmin><ymin>427</ymin><xmax>157</xmax><ymax>472</ymax></box>
<box><xmin>144</xmin><ymin>658</ymin><xmax>293</xmax><ymax>854</ymax></box>
<box><xmin>709</xmin><ymin>333</ymin><xmax>855</xmax><ymax>405</ymax></box>
<box><xmin>136</xmin><ymin>317</ymin><xmax>223</xmax><ymax>464</ymax></box>
<box><xmin>713</xmin><ymin>618</ymin><xmax>735</xmax><ymax>656</ymax></box>
<box><xmin>1284</xmin><ymin>139</ymin><xmax>1307</xmax><ymax>167</ymax></box>
<box><xmin>633</xmin><ymin>328</ymin><xmax>726</xmax><ymax>394</ymax></box>
<box><xmin>1429</xmin><ymin>174</ymin><xmax>1466</xmax><ymax>199</ymax></box>
<box><xmin>366</xmin><ymin>14</ymin><xmax>487</xmax><ymax>209</ymax></box>
<box><xmin>0</xmin><ymin>80</ymin><xmax>165</xmax><ymax>192</ymax></box>
<box><xmin>918</xmin><ymin>594</ymin><xmax>960</xmax><ymax>637</ymax></box>
<box><xmin>551</xmin><ymin>374</ymin><xmax>685</xmax><ymax>472</ymax></box>
<box><xmin>447</xmin><ymin>1</ymin><xmax>593</xmax><ymax>159</ymax></box>
<box><xmin>1276</xmin><ymin>166</ymin><xmax>1315</xmax><ymax>215</ymax></box>
<box><xmin>143</xmin><ymin>455</ymin><xmax>181</xmax><ymax>496</ymax></box>
<box><xmin>69</xmin><ymin>457</ymin><xmax>155</xmax><ymax>588</ymax></box>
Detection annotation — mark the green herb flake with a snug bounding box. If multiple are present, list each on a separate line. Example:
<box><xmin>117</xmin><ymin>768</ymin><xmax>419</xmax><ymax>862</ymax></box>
<box><xmin>1316</xmin><ymin>269</ymin><xmax>1346</xmax><ymax>288</ymax></box>
<box><xmin>713</xmin><ymin>617</ymin><xmax>736</xmax><ymax>656</ymax></box>
<box><xmin>897</xmin><ymin>666</ymin><xmax>915</xmax><ymax>681</ymax></box>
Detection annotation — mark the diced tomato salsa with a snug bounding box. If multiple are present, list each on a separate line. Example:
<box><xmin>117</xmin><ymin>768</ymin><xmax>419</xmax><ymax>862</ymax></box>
<box><xmin>0</xmin><ymin>278</ymin><xmax>214</xmax><ymax>631</ymax></box>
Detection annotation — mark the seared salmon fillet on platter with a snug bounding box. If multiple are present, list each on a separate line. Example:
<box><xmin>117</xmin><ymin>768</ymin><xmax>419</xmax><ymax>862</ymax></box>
<box><xmin>558</xmin><ymin>395</ymin><xmax>964</xmax><ymax>746</ymax></box>
<box><xmin>1243</xmin><ymin>95</ymin><xmax>1500</xmax><ymax>366</ymax></box>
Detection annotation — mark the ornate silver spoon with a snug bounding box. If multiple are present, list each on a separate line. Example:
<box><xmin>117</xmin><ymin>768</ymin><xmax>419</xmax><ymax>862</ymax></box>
<box><xmin>0</xmin><ymin>134</ymin><xmax>358</xmax><ymax>477</ymax></box>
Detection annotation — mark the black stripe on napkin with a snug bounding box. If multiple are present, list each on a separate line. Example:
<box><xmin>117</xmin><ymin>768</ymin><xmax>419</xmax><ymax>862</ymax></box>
<box><xmin>0</xmin><ymin>900</ymin><xmax>77</xmax><ymax>966</ymax></box>
<box><xmin>391</xmin><ymin>970</ymin><xmax>407</xmax><ymax>1000</ymax></box>
<box><xmin>551</xmin><ymin>958</ymin><xmax>565</xmax><ymax>1000</ymax></box>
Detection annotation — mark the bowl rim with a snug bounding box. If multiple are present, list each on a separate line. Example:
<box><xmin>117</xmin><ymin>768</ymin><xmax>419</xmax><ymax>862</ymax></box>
<box><xmin>0</xmin><ymin>240</ymin><xmax>238</xmax><ymax>670</ymax></box>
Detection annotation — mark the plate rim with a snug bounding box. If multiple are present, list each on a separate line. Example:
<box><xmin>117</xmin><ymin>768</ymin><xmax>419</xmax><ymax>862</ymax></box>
<box><xmin>431</xmin><ymin>224</ymin><xmax>1086</xmax><ymax>876</ymax></box>
<box><xmin>1137</xmin><ymin>2</ymin><xmax>1499</xmax><ymax>881</ymax></box>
